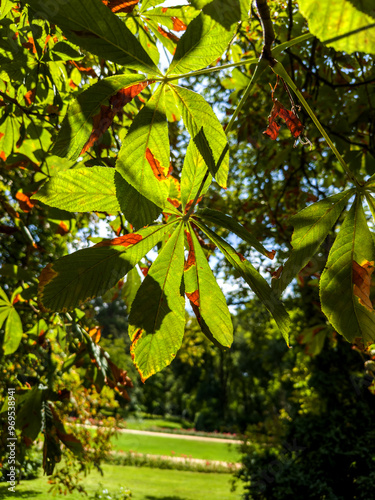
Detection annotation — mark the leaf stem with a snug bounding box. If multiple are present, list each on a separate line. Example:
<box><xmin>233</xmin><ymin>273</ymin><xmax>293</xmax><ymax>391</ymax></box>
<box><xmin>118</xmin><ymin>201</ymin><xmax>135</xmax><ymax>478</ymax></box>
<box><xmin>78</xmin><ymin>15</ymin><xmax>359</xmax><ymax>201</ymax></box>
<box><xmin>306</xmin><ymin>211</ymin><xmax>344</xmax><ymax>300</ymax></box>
<box><xmin>272</xmin><ymin>61</ymin><xmax>361</xmax><ymax>188</ymax></box>
<box><xmin>157</xmin><ymin>57</ymin><xmax>258</xmax><ymax>83</ymax></box>
<box><xmin>225</xmin><ymin>58</ymin><xmax>268</xmax><ymax>135</ymax></box>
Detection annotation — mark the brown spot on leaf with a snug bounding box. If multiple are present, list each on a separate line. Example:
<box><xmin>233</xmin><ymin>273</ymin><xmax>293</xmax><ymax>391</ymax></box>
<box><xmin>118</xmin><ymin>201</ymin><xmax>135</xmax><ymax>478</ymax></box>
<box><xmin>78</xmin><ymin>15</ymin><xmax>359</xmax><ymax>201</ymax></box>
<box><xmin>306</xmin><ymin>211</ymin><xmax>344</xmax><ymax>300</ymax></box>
<box><xmin>38</xmin><ymin>263</ymin><xmax>58</xmax><ymax>312</ymax></box>
<box><xmin>0</xmin><ymin>151</ymin><xmax>5</xmax><ymax>162</ymax></box>
<box><xmin>184</xmin><ymin>231</ymin><xmax>196</xmax><ymax>271</ymax></box>
<box><xmin>171</xmin><ymin>17</ymin><xmax>187</xmax><ymax>31</ymax></box>
<box><xmin>22</xmin><ymin>37</ymin><xmax>36</xmax><ymax>54</ymax></box>
<box><xmin>69</xmin><ymin>79</ymin><xmax>77</xmax><ymax>89</ymax></box>
<box><xmin>162</xmin><ymin>7</ymin><xmax>168</xmax><ymax>12</ymax></box>
<box><xmin>186</xmin><ymin>290</ymin><xmax>200</xmax><ymax>307</ymax></box>
<box><xmin>130</xmin><ymin>328</ymin><xmax>143</xmax><ymax>360</ymax></box>
<box><xmin>184</xmin><ymin>196</ymin><xmax>203</xmax><ymax>214</ymax></box>
<box><xmin>95</xmin><ymin>233</ymin><xmax>143</xmax><ymax>248</ymax></box>
<box><xmin>146</xmin><ymin>148</ymin><xmax>167</xmax><ymax>180</ymax></box>
<box><xmin>103</xmin><ymin>0</ymin><xmax>140</xmax><ymax>13</ymax></box>
<box><xmin>353</xmin><ymin>260</ymin><xmax>375</xmax><ymax>311</ymax></box>
<box><xmin>80</xmin><ymin>81</ymin><xmax>149</xmax><ymax>156</ymax></box>
<box><xmin>15</xmin><ymin>191</ymin><xmax>37</xmax><ymax>213</ymax></box>
<box><xmin>271</xmin><ymin>265</ymin><xmax>283</xmax><ymax>279</ymax></box>
<box><xmin>56</xmin><ymin>221</ymin><xmax>69</xmax><ymax>235</ymax></box>
<box><xmin>24</xmin><ymin>88</ymin><xmax>36</xmax><ymax>106</ymax></box>
<box><xmin>71</xmin><ymin>60</ymin><xmax>97</xmax><ymax>78</ymax></box>
<box><xmin>157</xmin><ymin>26</ymin><xmax>179</xmax><ymax>42</ymax></box>
<box><xmin>139</xmin><ymin>265</ymin><xmax>149</xmax><ymax>277</ymax></box>
<box><xmin>237</xmin><ymin>252</ymin><xmax>246</xmax><ymax>262</ymax></box>
<box><xmin>167</xmin><ymin>197</ymin><xmax>180</xmax><ymax>208</ymax></box>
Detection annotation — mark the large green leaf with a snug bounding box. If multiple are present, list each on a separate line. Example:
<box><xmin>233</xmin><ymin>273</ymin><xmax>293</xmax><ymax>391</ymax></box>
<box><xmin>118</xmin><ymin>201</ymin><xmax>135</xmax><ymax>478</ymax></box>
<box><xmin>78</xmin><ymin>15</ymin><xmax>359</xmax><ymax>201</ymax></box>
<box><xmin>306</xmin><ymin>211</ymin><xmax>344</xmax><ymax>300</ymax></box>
<box><xmin>180</xmin><ymin>139</ymin><xmax>212</xmax><ymax>211</ymax></box>
<box><xmin>171</xmin><ymin>85</ymin><xmax>229</xmax><ymax>188</ymax></box>
<box><xmin>129</xmin><ymin>223</ymin><xmax>185</xmax><ymax>381</ymax></box>
<box><xmin>184</xmin><ymin>226</ymin><xmax>233</xmax><ymax>347</ymax></box>
<box><xmin>38</xmin><ymin>222</ymin><xmax>177</xmax><ymax>312</ymax></box>
<box><xmin>116</xmin><ymin>84</ymin><xmax>170</xmax><ymax>212</ymax></box>
<box><xmin>273</xmin><ymin>190</ymin><xmax>354</xmax><ymax>295</ymax></box>
<box><xmin>195</xmin><ymin>220</ymin><xmax>290</xmax><ymax>343</ymax></box>
<box><xmin>166</xmin><ymin>7</ymin><xmax>236</xmax><ymax>76</ymax></box>
<box><xmin>26</xmin><ymin>0</ymin><xmax>160</xmax><ymax>73</ymax></box>
<box><xmin>196</xmin><ymin>208</ymin><xmax>276</xmax><ymax>259</ymax></box>
<box><xmin>32</xmin><ymin>167</ymin><xmax>120</xmax><ymax>213</ymax></box>
<box><xmin>52</xmin><ymin>74</ymin><xmax>148</xmax><ymax>160</ymax></box>
<box><xmin>298</xmin><ymin>0</ymin><xmax>375</xmax><ymax>54</ymax></box>
<box><xmin>320</xmin><ymin>196</ymin><xmax>375</xmax><ymax>346</ymax></box>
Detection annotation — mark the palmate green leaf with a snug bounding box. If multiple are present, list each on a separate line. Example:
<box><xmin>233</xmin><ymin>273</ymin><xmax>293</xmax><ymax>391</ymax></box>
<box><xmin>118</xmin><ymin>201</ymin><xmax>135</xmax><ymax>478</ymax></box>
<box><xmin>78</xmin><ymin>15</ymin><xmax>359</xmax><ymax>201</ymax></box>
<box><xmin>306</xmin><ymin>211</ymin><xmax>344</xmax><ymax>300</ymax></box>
<box><xmin>196</xmin><ymin>208</ymin><xmax>276</xmax><ymax>259</ymax></box>
<box><xmin>320</xmin><ymin>196</ymin><xmax>375</xmax><ymax>346</ymax></box>
<box><xmin>166</xmin><ymin>6</ymin><xmax>236</xmax><ymax>76</ymax></box>
<box><xmin>171</xmin><ymin>85</ymin><xmax>229</xmax><ymax>188</ymax></box>
<box><xmin>26</xmin><ymin>0</ymin><xmax>160</xmax><ymax>74</ymax></box>
<box><xmin>194</xmin><ymin>220</ymin><xmax>290</xmax><ymax>344</ymax></box>
<box><xmin>3</xmin><ymin>307</ymin><xmax>23</xmax><ymax>355</ymax></box>
<box><xmin>180</xmin><ymin>140</ymin><xmax>212</xmax><ymax>211</ymax></box>
<box><xmin>38</xmin><ymin>222</ymin><xmax>177</xmax><ymax>312</ymax></box>
<box><xmin>272</xmin><ymin>190</ymin><xmax>354</xmax><ymax>295</ymax></box>
<box><xmin>32</xmin><ymin>166</ymin><xmax>120</xmax><ymax>213</ymax></box>
<box><xmin>116</xmin><ymin>84</ymin><xmax>170</xmax><ymax>213</ymax></box>
<box><xmin>129</xmin><ymin>223</ymin><xmax>185</xmax><ymax>381</ymax></box>
<box><xmin>184</xmin><ymin>225</ymin><xmax>233</xmax><ymax>348</ymax></box>
<box><xmin>52</xmin><ymin>74</ymin><xmax>148</xmax><ymax>160</ymax></box>
<box><xmin>298</xmin><ymin>0</ymin><xmax>375</xmax><ymax>54</ymax></box>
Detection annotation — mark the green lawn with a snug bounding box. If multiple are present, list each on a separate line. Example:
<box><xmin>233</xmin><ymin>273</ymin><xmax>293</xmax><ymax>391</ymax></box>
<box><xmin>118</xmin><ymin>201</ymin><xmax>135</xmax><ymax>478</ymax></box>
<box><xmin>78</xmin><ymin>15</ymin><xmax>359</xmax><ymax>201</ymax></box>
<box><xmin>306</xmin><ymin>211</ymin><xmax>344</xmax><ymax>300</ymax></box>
<box><xmin>125</xmin><ymin>417</ymin><xmax>186</xmax><ymax>431</ymax></box>
<box><xmin>0</xmin><ymin>464</ymin><xmax>244</xmax><ymax>499</ymax></box>
<box><xmin>113</xmin><ymin>433</ymin><xmax>241</xmax><ymax>463</ymax></box>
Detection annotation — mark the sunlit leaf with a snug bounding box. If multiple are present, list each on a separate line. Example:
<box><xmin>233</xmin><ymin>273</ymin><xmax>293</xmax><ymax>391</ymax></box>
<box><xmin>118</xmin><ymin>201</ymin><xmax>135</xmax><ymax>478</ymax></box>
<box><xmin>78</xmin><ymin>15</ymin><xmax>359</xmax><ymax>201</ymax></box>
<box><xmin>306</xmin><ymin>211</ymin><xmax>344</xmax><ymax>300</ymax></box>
<box><xmin>171</xmin><ymin>85</ymin><xmax>229</xmax><ymax>188</ymax></box>
<box><xmin>32</xmin><ymin>166</ymin><xmax>121</xmax><ymax>213</ymax></box>
<box><xmin>26</xmin><ymin>0</ymin><xmax>160</xmax><ymax>73</ymax></box>
<box><xmin>116</xmin><ymin>84</ymin><xmax>170</xmax><ymax>212</ymax></box>
<box><xmin>53</xmin><ymin>74</ymin><xmax>149</xmax><ymax>160</ymax></box>
<box><xmin>129</xmin><ymin>223</ymin><xmax>185</xmax><ymax>381</ymax></box>
<box><xmin>320</xmin><ymin>196</ymin><xmax>375</xmax><ymax>347</ymax></box>
<box><xmin>273</xmin><ymin>190</ymin><xmax>355</xmax><ymax>295</ymax></box>
<box><xmin>38</xmin><ymin>222</ymin><xmax>177</xmax><ymax>312</ymax></box>
<box><xmin>184</xmin><ymin>226</ymin><xmax>233</xmax><ymax>347</ymax></box>
<box><xmin>299</xmin><ymin>0</ymin><xmax>375</xmax><ymax>54</ymax></box>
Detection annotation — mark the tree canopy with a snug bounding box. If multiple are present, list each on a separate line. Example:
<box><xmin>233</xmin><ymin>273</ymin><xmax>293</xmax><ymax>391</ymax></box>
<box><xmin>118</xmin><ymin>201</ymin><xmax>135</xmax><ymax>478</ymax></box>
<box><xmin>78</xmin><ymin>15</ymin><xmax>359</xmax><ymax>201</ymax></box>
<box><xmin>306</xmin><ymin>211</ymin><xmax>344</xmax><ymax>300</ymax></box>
<box><xmin>1</xmin><ymin>0</ymin><xmax>375</xmax><ymax>481</ymax></box>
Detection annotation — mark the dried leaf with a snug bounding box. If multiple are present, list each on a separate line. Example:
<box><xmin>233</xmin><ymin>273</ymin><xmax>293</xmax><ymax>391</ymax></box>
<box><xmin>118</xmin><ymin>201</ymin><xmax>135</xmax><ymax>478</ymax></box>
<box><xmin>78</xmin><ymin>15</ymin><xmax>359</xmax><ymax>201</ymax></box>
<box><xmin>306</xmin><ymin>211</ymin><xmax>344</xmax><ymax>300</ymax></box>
<box><xmin>263</xmin><ymin>99</ymin><xmax>303</xmax><ymax>140</ymax></box>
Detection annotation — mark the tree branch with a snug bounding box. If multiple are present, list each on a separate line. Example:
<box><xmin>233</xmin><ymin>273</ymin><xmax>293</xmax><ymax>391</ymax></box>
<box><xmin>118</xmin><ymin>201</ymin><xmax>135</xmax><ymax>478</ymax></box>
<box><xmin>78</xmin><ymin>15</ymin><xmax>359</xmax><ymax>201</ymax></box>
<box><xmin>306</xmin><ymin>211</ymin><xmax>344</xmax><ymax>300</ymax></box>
<box><xmin>255</xmin><ymin>0</ymin><xmax>276</xmax><ymax>65</ymax></box>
